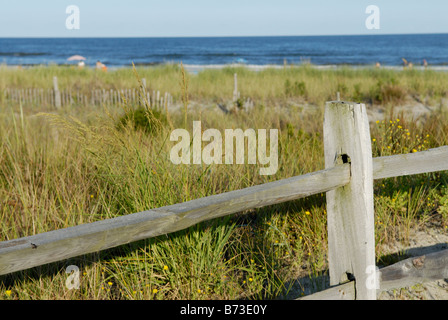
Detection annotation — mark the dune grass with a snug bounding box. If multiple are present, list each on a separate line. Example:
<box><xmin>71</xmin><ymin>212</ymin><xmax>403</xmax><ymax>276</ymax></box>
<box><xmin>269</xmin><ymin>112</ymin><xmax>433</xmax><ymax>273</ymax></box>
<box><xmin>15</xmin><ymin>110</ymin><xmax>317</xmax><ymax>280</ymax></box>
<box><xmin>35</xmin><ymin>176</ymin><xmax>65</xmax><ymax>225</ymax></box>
<box><xmin>2</xmin><ymin>63</ymin><xmax>448</xmax><ymax>108</ymax></box>
<box><xmin>1</xmin><ymin>65</ymin><xmax>448</xmax><ymax>300</ymax></box>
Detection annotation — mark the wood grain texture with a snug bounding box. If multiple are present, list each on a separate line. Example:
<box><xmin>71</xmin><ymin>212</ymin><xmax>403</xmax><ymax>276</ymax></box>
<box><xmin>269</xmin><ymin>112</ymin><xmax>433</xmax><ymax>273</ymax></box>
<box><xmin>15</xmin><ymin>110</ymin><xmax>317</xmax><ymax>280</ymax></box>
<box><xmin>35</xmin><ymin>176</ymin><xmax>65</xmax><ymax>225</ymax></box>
<box><xmin>379</xmin><ymin>249</ymin><xmax>448</xmax><ymax>291</ymax></box>
<box><xmin>299</xmin><ymin>249</ymin><xmax>448</xmax><ymax>299</ymax></box>
<box><xmin>373</xmin><ymin>146</ymin><xmax>448</xmax><ymax>180</ymax></box>
<box><xmin>298</xmin><ymin>281</ymin><xmax>355</xmax><ymax>300</ymax></box>
<box><xmin>324</xmin><ymin>101</ymin><xmax>376</xmax><ymax>300</ymax></box>
<box><xmin>0</xmin><ymin>163</ymin><xmax>351</xmax><ymax>276</ymax></box>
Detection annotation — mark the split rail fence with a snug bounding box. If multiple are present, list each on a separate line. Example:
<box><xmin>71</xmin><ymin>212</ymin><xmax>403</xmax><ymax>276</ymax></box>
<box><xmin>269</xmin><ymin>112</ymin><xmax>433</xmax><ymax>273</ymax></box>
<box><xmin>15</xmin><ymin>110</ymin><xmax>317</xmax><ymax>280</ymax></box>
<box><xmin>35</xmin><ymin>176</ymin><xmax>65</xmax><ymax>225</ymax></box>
<box><xmin>1</xmin><ymin>101</ymin><xmax>448</xmax><ymax>300</ymax></box>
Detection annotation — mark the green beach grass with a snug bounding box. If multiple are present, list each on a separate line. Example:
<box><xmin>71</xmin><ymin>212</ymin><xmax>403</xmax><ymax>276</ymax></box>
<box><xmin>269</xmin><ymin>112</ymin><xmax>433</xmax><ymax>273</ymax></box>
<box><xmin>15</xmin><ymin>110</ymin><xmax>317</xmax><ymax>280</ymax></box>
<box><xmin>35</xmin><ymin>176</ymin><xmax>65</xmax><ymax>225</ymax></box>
<box><xmin>2</xmin><ymin>63</ymin><xmax>448</xmax><ymax>107</ymax></box>
<box><xmin>1</xmin><ymin>64</ymin><xmax>448</xmax><ymax>299</ymax></box>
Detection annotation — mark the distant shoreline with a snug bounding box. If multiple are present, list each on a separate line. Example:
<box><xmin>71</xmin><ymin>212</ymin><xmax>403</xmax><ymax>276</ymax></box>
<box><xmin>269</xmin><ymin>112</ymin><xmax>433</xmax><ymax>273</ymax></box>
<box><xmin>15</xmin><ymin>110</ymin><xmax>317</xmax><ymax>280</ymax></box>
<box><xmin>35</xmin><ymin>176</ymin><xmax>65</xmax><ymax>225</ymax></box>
<box><xmin>180</xmin><ymin>63</ymin><xmax>448</xmax><ymax>73</ymax></box>
<box><xmin>2</xmin><ymin>62</ymin><xmax>448</xmax><ymax>73</ymax></box>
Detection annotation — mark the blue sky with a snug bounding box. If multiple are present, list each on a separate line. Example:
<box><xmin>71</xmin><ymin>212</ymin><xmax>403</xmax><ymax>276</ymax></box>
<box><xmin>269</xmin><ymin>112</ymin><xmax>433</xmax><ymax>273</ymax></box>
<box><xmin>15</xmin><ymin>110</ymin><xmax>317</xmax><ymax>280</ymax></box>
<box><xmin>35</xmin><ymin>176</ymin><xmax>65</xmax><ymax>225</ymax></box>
<box><xmin>1</xmin><ymin>0</ymin><xmax>447</xmax><ymax>37</ymax></box>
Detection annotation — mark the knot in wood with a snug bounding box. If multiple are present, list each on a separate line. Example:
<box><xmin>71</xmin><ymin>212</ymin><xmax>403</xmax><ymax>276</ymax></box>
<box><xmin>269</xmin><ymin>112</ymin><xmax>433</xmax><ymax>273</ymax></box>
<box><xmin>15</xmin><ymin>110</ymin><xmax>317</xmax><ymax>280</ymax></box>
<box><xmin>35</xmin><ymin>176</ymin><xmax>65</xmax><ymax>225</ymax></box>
<box><xmin>412</xmin><ymin>256</ymin><xmax>425</xmax><ymax>269</ymax></box>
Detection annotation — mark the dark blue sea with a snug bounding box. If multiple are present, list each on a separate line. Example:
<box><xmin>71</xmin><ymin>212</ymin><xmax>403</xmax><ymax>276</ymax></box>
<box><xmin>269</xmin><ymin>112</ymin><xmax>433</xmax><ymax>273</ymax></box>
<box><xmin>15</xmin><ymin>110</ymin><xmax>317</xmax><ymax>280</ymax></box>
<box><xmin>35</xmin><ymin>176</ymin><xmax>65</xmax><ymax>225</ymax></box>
<box><xmin>1</xmin><ymin>34</ymin><xmax>448</xmax><ymax>68</ymax></box>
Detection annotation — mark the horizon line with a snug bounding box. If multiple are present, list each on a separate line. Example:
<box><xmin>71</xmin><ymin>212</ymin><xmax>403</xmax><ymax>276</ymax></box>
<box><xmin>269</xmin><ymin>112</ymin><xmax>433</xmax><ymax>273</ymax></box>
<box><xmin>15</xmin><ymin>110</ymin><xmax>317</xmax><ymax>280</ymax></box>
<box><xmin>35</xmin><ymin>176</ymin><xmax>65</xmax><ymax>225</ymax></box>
<box><xmin>1</xmin><ymin>32</ymin><xmax>448</xmax><ymax>39</ymax></box>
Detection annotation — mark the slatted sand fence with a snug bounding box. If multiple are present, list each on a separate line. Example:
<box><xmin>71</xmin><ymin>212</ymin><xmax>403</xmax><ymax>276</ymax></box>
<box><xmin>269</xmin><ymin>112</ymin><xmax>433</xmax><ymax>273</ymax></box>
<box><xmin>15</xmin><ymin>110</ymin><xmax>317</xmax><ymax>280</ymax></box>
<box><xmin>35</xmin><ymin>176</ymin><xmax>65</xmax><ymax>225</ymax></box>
<box><xmin>1</xmin><ymin>101</ymin><xmax>448</xmax><ymax>300</ymax></box>
<box><xmin>3</xmin><ymin>77</ymin><xmax>174</xmax><ymax>109</ymax></box>
<box><xmin>3</xmin><ymin>87</ymin><xmax>174</xmax><ymax>109</ymax></box>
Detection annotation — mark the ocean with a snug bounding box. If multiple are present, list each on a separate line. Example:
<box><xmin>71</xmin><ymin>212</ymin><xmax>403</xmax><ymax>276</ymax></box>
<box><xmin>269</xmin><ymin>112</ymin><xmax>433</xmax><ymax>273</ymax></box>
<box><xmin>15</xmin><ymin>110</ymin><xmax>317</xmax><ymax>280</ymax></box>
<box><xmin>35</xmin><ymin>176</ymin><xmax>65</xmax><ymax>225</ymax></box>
<box><xmin>1</xmin><ymin>34</ymin><xmax>447</xmax><ymax>69</ymax></box>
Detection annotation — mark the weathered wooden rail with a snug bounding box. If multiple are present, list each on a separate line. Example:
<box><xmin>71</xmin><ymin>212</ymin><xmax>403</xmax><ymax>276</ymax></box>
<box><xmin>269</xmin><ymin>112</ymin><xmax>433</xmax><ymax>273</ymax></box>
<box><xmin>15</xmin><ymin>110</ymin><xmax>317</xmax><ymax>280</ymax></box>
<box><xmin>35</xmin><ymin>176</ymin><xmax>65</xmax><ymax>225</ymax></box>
<box><xmin>300</xmin><ymin>248</ymin><xmax>448</xmax><ymax>300</ymax></box>
<box><xmin>1</xmin><ymin>101</ymin><xmax>448</xmax><ymax>300</ymax></box>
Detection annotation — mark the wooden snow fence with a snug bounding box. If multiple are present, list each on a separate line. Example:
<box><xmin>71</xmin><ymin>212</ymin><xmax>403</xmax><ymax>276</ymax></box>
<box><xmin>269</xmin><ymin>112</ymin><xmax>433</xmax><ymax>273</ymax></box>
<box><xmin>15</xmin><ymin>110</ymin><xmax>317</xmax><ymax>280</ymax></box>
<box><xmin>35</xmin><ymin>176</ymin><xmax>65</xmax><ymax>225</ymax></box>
<box><xmin>3</xmin><ymin>77</ymin><xmax>173</xmax><ymax>110</ymax></box>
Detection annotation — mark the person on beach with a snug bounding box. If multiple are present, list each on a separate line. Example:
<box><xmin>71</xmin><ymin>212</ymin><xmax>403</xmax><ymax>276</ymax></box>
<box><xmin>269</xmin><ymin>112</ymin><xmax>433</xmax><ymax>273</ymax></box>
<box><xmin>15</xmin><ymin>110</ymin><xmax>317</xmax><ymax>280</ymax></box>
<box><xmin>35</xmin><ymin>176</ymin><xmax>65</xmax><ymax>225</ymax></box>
<box><xmin>78</xmin><ymin>60</ymin><xmax>85</xmax><ymax>69</ymax></box>
<box><xmin>401</xmin><ymin>58</ymin><xmax>413</xmax><ymax>69</ymax></box>
<box><xmin>96</xmin><ymin>60</ymin><xmax>107</xmax><ymax>72</ymax></box>
<box><xmin>402</xmin><ymin>58</ymin><xmax>408</xmax><ymax>68</ymax></box>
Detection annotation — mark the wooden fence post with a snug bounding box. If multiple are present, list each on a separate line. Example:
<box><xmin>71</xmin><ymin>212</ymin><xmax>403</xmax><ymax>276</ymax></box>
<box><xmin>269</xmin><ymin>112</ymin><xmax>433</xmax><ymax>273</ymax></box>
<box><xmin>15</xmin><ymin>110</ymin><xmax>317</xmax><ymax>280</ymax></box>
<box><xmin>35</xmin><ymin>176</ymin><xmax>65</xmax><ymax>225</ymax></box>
<box><xmin>233</xmin><ymin>73</ymin><xmax>239</xmax><ymax>102</ymax></box>
<box><xmin>141</xmin><ymin>78</ymin><xmax>147</xmax><ymax>107</ymax></box>
<box><xmin>53</xmin><ymin>76</ymin><xmax>61</xmax><ymax>109</ymax></box>
<box><xmin>323</xmin><ymin>101</ymin><xmax>376</xmax><ymax>300</ymax></box>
